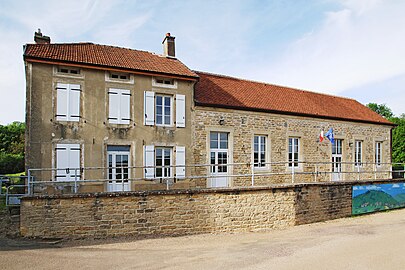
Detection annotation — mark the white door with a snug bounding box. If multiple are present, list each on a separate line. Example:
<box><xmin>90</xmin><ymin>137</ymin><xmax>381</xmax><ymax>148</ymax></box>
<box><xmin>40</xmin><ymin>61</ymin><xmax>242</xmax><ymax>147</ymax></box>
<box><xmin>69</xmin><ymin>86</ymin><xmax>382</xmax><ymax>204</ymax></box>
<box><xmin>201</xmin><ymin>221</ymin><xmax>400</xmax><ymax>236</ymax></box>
<box><xmin>209</xmin><ymin>132</ymin><xmax>229</xmax><ymax>187</ymax></box>
<box><xmin>107</xmin><ymin>146</ymin><xmax>130</xmax><ymax>191</ymax></box>
<box><xmin>332</xmin><ymin>139</ymin><xmax>342</xmax><ymax>181</ymax></box>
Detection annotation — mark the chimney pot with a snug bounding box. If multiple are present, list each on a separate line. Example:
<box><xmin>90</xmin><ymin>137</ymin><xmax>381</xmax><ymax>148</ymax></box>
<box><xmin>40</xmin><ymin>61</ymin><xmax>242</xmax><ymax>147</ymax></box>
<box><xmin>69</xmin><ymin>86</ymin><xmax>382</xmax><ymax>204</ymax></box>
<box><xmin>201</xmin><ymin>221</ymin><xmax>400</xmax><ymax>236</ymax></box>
<box><xmin>162</xmin><ymin>33</ymin><xmax>175</xmax><ymax>58</ymax></box>
<box><xmin>34</xmin><ymin>29</ymin><xmax>51</xmax><ymax>44</ymax></box>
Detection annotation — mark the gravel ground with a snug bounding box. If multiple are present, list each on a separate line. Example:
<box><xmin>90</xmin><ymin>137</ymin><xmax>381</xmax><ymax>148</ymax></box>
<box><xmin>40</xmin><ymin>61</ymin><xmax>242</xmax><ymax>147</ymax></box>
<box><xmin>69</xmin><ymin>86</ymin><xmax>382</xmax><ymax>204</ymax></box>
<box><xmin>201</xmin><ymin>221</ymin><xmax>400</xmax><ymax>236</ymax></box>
<box><xmin>1</xmin><ymin>208</ymin><xmax>405</xmax><ymax>270</ymax></box>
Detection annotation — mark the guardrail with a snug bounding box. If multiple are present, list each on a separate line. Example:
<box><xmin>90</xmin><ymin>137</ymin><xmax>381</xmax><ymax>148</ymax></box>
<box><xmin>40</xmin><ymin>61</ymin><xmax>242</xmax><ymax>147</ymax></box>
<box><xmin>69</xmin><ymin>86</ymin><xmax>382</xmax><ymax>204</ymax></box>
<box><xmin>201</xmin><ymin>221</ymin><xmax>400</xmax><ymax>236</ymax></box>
<box><xmin>0</xmin><ymin>175</ymin><xmax>28</xmax><ymax>206</ymax></box>
<box><xmin>25</xmin><ymin>161</ymin><xmax>405</xmax><ymax>195</ymax></box>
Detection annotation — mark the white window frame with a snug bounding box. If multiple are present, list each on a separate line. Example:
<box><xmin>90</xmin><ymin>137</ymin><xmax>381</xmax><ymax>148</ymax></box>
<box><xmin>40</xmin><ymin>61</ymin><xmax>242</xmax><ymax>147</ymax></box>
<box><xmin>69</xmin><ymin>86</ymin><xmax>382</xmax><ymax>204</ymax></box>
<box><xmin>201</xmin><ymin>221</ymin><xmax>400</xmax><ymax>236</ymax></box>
<box><xmin>108</xmin><ymin>88</ymin><xmax>131</xmax><ymax>125</ymax></box>
<box><xmin>155</xmin><ymin>147</ymin><xmax>173</xmax><ymax>179</ymax></box>
<box><xmin>54</xmin><ymin>66</ymin><xmax>83</xmax><ymax>78</ymax></box>
<box><xmin>355</xmin><ymin>140</ymin><xmax>363</xmax><ymax>167</ymax></box>
<box><xmin>152</xmin><ymin>77</ymin><xmax>177</xmax><ymax>89</ymax></box>
<box><xmin>375</xmin><ymin>141</ymin><xmax>382</xmax><ymax>167</ymax></box>
<box><xmin>155</xmin><ymin>94</ymin><xmax>173</xmax><ymax>127</ymax></box>
<box><xmin>288</xmin><ymin>137</ymin><xmax>300</xmax><ymax>168</ymax></box>
<box><xmin>253</xmin><ymin>135</ymin><xmax>267</xmax><ymax>168</ymax></box>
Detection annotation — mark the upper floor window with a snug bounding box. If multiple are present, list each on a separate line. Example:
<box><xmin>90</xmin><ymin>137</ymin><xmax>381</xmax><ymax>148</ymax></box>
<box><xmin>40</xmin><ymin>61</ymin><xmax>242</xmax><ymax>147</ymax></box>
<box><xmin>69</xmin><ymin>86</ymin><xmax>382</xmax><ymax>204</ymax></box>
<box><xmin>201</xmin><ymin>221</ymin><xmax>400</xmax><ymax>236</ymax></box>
<box><xmin>156</xmin><ymin>95</ymin><xmax>172</xmax><ymax>126</ymax></box>
<box><xmin>55</xmin><ymin>83</ymin><xmax>81</xmax><ymax>122</ymax></box>
<box><xmin>57</xmin><ymin>66</ymin><xmax>81</xmax><ymax>75</ymax></box>
<box><xmin>108</xmin><ymin>88</ymin><xmax>131</xmax><ymax>125</ymax></box>
<box><xmin>144</xmin><ymin>91</ymin><xmax>185</xmax><ymax>128</ymax></box>
<box><xmin>110</xmin><ymin>72</ymin><xmax>130</xmax><ymax>80</ymax></box>
<box><xmin>375</xmin><ymin>142</ymin><xmax>382</xmax><ymax>166</ymax></box>
<box><xmin>152</xmin><ymin>77</ymin><xmax>177</xmax><ymax>89</ymax></box>
<box><xmin>253</xmin><ymin>135</ymin><xmax>266</xmax><ymax>167</ymax></box>
<box><xmin>105</xmin><ymin>72</ymin><xmax>133</xmax><ymax>83</ymax></box>
<box><xmin>288</xmin><ymin>137</ymin><xmax>299</xmax><ymax>168</ymax></box>
<box><xmin>355</xmin><ymin>140</ymin><xmax>362</xmax><ymax>167</ymax></box>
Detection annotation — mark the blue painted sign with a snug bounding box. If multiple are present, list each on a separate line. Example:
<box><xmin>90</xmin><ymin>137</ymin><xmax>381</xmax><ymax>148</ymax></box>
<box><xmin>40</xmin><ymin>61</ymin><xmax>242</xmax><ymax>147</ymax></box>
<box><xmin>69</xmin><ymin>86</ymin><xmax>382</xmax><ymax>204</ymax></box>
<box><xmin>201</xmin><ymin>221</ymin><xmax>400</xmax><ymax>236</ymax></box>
<box><xmin>352</xmin><ymin>183</ymin><xmax>405</xmax><ymax>215</ymax></box>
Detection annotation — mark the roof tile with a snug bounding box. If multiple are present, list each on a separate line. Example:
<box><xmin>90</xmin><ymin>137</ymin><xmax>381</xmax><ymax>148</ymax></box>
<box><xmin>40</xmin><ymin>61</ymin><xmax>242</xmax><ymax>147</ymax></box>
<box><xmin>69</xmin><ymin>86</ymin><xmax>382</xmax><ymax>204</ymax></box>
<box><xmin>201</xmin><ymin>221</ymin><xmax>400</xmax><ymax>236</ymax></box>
<box><xmin>194</xmin><ymin>71</ymin><xmax>393</xmax><ymax>125</ymax></box>
<box><xmin>24</xmin><ymin>43</ymin><xmax>198</xmax><ymax>78</ymax></box>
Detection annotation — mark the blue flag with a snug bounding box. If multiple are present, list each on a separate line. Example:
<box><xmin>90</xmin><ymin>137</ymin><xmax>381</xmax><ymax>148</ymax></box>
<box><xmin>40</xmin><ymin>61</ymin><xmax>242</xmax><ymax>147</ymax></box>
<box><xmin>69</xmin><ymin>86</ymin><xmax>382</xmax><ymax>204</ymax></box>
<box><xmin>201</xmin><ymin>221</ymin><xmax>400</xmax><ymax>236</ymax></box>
<box><xmin>324</xmin><ymin>128</ymin><xmax>335</xmax><ymax>144</ymax></box>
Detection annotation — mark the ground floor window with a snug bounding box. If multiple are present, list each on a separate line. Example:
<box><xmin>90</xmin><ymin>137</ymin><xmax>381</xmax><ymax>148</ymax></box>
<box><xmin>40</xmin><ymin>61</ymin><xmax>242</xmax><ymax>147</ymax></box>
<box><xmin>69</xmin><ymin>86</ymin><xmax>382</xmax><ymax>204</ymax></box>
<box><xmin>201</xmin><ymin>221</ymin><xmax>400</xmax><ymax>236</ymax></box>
<box><xmin>288</xmin><ymin>137</ymin><xmax>299</xmax><ymax>168</ymax></box>
<box><xmin>355</xmin><ymin>140</ymin><xmax>362</xmax><ymax>167</ymax></box>
<box><xmin>55</xmin><ymin>143</ymin><xmax>81</xmax><ymax>181</ymax></box>
<box><xmin>155</xmin><ymin>147</ymin><xmax>172</xmax><ymax>178</ymax></box>
<box><xmin>253</xmin><ymin>135</ymin><xmax>267</xmax><ymax>167</ymax></box>
<box><xmin>107</xmin><ymin>145</ymin><xmax>130</xmax><ymax>192</ymax></box>
<box><xmin>375</xmin><ymin>142</ymin><xmax>382</xmax><ymax>166</ymax></box>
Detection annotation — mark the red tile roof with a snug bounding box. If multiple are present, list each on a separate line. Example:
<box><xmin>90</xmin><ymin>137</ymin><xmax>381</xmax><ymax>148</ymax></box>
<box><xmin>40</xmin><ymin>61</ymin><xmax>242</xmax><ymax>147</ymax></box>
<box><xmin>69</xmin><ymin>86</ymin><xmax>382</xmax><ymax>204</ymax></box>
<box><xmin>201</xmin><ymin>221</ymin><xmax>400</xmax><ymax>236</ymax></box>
<box><xmin>24</xmin><ymin>43</ymin><xmax>198</xmax><ymax>79</ymax></box>
<box><xmin>194</xmin><ymin>71</ymin><xmax>394</xmax><ymax>126</ymax></box>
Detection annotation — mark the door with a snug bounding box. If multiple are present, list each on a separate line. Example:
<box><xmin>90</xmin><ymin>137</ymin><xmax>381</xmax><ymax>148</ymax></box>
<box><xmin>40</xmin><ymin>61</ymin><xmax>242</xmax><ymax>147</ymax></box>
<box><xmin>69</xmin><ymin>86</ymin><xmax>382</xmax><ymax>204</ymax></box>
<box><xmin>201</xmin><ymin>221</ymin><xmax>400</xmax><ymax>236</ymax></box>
<box><xmin>107</xmin><ymin>146</ymin><xmax>130</xmax><ymax>192</ymax></box>
<box><xmin>209</xmin><ymin>132</ymin><xmax>229</xmax><ymax>187</ymax></box>
<box><xmin>332</xmin><ymin>139</ymin><xmax>342</xmax><ymax>181</ymax></box>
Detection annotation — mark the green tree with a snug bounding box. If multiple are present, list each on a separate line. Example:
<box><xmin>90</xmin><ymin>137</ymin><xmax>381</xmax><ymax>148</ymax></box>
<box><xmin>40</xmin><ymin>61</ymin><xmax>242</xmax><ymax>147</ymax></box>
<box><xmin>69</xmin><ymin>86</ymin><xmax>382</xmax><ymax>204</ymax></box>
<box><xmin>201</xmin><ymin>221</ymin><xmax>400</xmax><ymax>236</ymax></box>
<box><xmin>367</xmin><ymin>104</ymin><xmax>405</xmax><ymax>164</ymax></box>
<box><xmin>390</xmin><ymin>115</ymin><xmax>405</xmax><ymax>164</ymax></box>
<box><xmin>0</xmin><ymin>122</ymin><xmax>25</xmax><ymax>174</ymax></box>
<box><xmin>366</xmin><ymin>103</ymin><xmax>394</xmax><ymax>119</ymax></box>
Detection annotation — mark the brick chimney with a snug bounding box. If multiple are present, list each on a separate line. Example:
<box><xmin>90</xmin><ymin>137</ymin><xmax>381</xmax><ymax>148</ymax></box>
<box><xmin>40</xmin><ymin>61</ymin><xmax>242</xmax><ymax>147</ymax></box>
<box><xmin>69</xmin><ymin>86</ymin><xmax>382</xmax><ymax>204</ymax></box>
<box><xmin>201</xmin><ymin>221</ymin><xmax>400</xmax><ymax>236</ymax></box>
<box><xmin>162</xmin><ymin>33</ymin><xmax>175</xmax><ymax>58</ymax></box>
<box><xmin>34</xmin><ymin>29</ymin><xmax>51</xmax><ymax>44</ymax></box>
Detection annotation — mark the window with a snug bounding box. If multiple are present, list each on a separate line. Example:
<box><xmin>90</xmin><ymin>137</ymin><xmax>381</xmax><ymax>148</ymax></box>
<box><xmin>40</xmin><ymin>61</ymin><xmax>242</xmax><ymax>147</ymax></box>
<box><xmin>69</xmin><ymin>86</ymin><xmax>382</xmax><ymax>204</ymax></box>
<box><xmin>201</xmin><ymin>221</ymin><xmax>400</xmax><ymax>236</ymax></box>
<box><xmin>156</xmin><ymin>95</ymin><xmax>172</xmax><ymax>126</ymax></box>
<box><xmin>155</xmin><ymin>147</ymin><xmax>172</xmax><ymax>178</ymax></box>
<box><xmin>56</xmin><ymin>83</ymin><xmax>81</xmax><ymax>122</ymax></box>
<box><xmin>144</xmin><ymin>91</ymin><xmax>185</xmax><ymax>127</ymax></box>
<box><xmin>55</xmin><ymin>144</ymin><xmax>81</xmax><ymax>181</ymax></box>
<box><xmin>110</xmin><ymin>72</ymin><xmax>130</xmax><ymax>80</ymax></box>
<box><xmin>288</xmin><ymin>138</ymin><xmax>299</xmax><ymax>168</ymax></box>
<box><xmin>355</xmin><ymin>140</ymin><xmax>362</xmax><ymax>167</ymax></box>
<box><xmin>144</xmin><ymin>145</ymin><xmax>185</xmax><ymax>179</ymax></box>
<box><xmin>57</xmin><ymin>66</ymin><xmax>81</xmax><ymax>75</ymax></box>
<box><xmin>108</xmin><ymin>88</ymin><xmax>131</xmax><ymax>124</ymax></box>
<box><xmin>152</xmin><ymin>77</ymin><xmax>177</xmax><ymax>88</ymax></box>
<box><xmin>253</xmin><ymin>135</ymin><xmax>266</xmax><ymax>167</ymax></box>
<box><xmin>375</xmin><ymin>142</ymin><xmax>382</xmax><ymax>166</ymax></box>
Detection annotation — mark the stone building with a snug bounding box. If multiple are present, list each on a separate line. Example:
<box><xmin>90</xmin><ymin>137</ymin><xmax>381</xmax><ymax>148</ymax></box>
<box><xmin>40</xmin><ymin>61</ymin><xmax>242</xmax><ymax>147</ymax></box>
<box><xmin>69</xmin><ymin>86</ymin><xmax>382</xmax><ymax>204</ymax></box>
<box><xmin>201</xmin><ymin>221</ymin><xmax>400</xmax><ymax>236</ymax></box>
<box><xmin>23</xmin><ymin>31</ymin><xmax>394</xmax><ymax>193</ymax></box>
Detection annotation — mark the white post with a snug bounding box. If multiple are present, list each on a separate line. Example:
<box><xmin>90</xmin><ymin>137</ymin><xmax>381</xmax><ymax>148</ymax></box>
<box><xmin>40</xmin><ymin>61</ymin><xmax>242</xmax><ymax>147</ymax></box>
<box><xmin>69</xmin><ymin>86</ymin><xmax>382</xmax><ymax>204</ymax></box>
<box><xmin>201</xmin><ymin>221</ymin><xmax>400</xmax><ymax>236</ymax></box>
<box><xmin>251</xmin><ymin>162</ymin><xmax>254</xmax><ymax>186</ymax></box>
<box><xmin>292</xmin><ymin>164</ymin><xmax>295</xmax><ymax>183</ymax></box>
<box><xmin>27</xmin><ymin>169</ymin><xmax>31</xmax><ymax>195</ymax></box>
<box><xmin>374</xmin><ymin>163</ymin><xmax>377</xmax><ymax>180</ymax></box>
<box><xmin>357</xmin><ymin>165</ymin><xmax>360</xmax><ymax>181</ymax></box>
<box><xmin>74</xmin><ymin>168</ymin><xmax>78</xmax><ymax>193</ymax></box>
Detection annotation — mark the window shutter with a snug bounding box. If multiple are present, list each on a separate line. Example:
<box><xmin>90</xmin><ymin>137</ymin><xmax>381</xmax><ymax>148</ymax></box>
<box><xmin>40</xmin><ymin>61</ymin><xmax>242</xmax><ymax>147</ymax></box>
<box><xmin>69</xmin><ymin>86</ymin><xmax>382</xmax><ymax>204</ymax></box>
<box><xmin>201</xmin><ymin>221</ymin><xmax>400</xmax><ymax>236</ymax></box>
<box><xmin>144</xmin><ymin>145</ymin><xmax>155</xmax><ymax>179</ymax></box>
<box><xmin>144</xmin><ymin>91</ymin><xmax>155</xmax><ymax>126</ymax></box>
<box><xmin>69</xmin><ymin>84</ymin><xmax>81</xmax><ymax>122</ymax></box>
<box><xmin>56</xmin><ymin>144</ymin><xmax>69</xmax><ymax>181</ymax></box>
<box><xmin>56</xmin><ymin>144</ymin><xmax>80</xmax><ymax>181</ymax></box>
<box><xmin>108</xmin><ymin>89</ymin><xmax>120</xmax><ymax>124</ymax></box>
<box><xmin>120</xmin><ymin>89</ymin><xmax>131</xmax><ymax>124</ymax></box>
<box><xmin>175</xmin><ymin>146</ymin><xmax>186</xmax><ymax>179</ymax></box>
<box><xmin>69</xmin><ymin>144</ymin><xmax>81</xmax><ymax>180</ymax></box>
<box><xmin>56</xmin><ymin>83</ymin><xmax>68</xmax><ymax>121</ymax></box>
<box><xmin>176</xmin><ymin>94</ymin><xmax>186</xmax><ymax>128</ymax></box>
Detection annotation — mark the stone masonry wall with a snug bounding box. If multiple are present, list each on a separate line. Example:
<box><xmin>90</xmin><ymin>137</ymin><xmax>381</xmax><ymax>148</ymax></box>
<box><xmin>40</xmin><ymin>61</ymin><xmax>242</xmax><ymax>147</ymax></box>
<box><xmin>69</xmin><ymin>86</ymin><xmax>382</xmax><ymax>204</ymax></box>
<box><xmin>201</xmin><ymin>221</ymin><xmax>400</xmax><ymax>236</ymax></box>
<box><xmin>22</xmin><ymin>179</ymin><xmax>400</xmax><ymax>239</ymax></box>
<box><xmin>193</xmin><ymin>107</ymin><xmax>392</xmax><ymax>187</ymax></box>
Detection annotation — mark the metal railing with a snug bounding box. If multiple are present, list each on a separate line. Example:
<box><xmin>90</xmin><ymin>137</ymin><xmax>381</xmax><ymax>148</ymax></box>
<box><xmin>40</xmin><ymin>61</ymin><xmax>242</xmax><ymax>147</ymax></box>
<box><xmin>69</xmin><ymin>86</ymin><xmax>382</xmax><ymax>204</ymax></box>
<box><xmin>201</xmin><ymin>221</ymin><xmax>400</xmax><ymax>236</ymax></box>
<box><xmin>25</xmin><ymin>161</ymin><xmax>405</xmax><ymax>195</ymax></box>
<box><xmin>0</xmin><ymin>175</ymin><xmax>28</xmax><ymax>206</ymax></box>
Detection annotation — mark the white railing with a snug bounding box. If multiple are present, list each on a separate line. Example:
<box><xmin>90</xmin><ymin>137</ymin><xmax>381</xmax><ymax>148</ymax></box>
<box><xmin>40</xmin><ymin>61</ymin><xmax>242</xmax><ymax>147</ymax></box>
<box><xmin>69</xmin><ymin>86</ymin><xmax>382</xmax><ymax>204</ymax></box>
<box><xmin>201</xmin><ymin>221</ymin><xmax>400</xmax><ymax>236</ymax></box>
<box><xmin>25</xmin><ymin>161</ymin><xmax>405</xmax><ymax>195</ymax></box>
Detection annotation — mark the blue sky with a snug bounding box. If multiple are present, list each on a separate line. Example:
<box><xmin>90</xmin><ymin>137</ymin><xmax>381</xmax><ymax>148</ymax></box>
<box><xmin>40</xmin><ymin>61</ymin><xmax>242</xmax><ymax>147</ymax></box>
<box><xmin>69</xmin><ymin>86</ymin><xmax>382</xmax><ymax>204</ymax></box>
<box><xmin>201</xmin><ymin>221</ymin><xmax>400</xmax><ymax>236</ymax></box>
<box><xmin>0</xmin><ymin>0</ymin><xmax>404</xmax><ymax>124</ymax></box>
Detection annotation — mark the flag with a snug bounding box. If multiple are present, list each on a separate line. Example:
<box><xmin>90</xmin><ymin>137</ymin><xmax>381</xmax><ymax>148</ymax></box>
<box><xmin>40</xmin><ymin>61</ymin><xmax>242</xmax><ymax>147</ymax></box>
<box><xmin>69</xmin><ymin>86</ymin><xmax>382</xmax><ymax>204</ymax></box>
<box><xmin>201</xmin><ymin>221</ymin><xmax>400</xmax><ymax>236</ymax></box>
<box><xmin>319</xmin><ymin>130</ymin><xmax>324</xmax><ymax>142</ymax></box>
<box><xmin>324</xmin><ymin>128</ymin><xmax>335</xmax><ymax>144</ymax></box>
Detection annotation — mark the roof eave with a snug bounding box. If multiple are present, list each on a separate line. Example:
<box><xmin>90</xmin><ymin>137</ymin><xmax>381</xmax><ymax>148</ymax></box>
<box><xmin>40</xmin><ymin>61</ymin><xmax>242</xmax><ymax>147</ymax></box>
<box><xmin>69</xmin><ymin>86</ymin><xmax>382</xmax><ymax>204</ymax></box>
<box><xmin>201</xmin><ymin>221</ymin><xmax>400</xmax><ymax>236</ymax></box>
<box><xmin>23</xmin><ymin>55</ymin><xmax>199</xmax><ymax>81</ymax></box>
<box><xmin>194</xmin><ymin>102</ymin><xmax>396</xmax><ymax>127</ymax></box>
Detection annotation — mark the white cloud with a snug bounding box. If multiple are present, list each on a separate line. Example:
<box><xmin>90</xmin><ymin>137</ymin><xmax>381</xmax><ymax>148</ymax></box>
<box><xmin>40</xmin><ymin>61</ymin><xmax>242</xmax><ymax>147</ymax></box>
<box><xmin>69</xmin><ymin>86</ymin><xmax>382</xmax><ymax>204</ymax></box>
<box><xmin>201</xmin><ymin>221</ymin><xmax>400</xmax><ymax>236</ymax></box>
<box><xmin>245</xmin><ymin>0</ymin><xmax>405</xmax><ymax>103</ymax></box>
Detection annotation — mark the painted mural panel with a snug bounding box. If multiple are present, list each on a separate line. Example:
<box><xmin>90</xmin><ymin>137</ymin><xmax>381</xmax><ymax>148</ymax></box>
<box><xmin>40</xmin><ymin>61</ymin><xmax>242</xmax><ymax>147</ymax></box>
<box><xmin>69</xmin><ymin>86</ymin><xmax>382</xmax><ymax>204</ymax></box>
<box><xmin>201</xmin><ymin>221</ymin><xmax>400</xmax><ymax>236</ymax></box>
<box><xmin>352</xmin><ymin>183</ymin><xmax>405</xmax><ymax>215</ymax></box>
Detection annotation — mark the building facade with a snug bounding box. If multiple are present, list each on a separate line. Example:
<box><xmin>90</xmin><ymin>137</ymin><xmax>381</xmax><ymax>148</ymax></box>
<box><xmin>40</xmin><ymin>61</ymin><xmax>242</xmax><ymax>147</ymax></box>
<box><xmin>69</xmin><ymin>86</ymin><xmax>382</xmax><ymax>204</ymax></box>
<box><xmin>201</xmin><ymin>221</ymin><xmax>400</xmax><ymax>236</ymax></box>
<box><xmin>24</xmin><ymin>31</ymin><xmax>395</xmax><ymax>193</ymax></box>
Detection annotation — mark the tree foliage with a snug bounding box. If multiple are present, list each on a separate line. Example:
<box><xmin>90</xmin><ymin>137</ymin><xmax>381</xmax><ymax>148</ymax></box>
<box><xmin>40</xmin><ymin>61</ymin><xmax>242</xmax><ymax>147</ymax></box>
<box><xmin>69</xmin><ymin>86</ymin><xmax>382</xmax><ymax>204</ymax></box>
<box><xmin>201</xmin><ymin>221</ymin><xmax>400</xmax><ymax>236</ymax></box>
<box><xmin>0</xmin><ymin>122</ymin><xmax>25</xmax><ymax>174</ymax></box>
<box><xmin>367</xmin><ymin>104</ymin><xmax>405</xmax><ymax>164</ymax></box>
<box><xmin>366</xmin><ymin>103</ymin><xmax>394</xmax><ymax>119</ymax></box>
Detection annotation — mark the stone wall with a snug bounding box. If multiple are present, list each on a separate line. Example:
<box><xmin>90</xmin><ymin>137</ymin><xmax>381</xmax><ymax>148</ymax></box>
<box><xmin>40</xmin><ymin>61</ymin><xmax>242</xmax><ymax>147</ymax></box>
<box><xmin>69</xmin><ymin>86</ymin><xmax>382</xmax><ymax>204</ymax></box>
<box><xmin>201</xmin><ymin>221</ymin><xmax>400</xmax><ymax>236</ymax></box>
<box><xmin>22</xmin><ymin>179</ymin><xmax>403</xmax><ymax>239</ymax></box>
<box><xmin>193</xmin><ymin>107</ymin><xmax>392</xmax><ymax>187</ymax></box>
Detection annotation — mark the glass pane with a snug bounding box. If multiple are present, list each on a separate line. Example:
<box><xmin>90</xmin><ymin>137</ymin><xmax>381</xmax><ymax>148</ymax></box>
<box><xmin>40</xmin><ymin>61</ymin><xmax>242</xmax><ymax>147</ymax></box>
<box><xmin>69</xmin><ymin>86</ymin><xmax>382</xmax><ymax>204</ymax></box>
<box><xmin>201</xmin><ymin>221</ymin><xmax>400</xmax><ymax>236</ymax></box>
<box><xmin>254</xmin><ymin>136</ymin><xmax>258</xmax><ymax>144</ymax></box>
<box><xmin>210</xmin><ymin>132</ymin><xmax>218</xmax><ymax>149</ymax></box>
<box><xmin>164</xmin><ymin>96</ymin><xmax>171</xmax><ymax>106</ymax></box>
<box><xmin>210</xmin><ymin>152</ymin><xmax>215</xmax><ymax>173</ymax></box>
<box><xmin>156</xmin><ymin>168</ymin><xmax>162</xmax><ymax>177</ymax></box>
<box><xmin>260</xmin><ymin>152</ymin><xmax>265</xmax><ymax>166</ymax></box>
<box><xmin>164</xmin><ymin>116</ymin><xmax>170</xmax><ymax>125</ymax></box>
<box><xmin>164</xmin><ymin>106</ymin><xmax>170</xmax><ymax>115</ymax></box>
<box><xmin>254</xmin><ymin>152</ymin><xmax>259</xmax><ymax>166</ymax></box>
<box><xmin>220</xmin><ymin>140</ymin><xmax>228</xmax><ymax>149</ymax></box>
<box><xmin>156</xmin><ymin>96</ymin><xmax>162</xmax><ymax>105</ymax></box>
<box><xmin>156</xmin><ymin>115</ymin><xmax>162</xmax><ymax>125</ymax></box>
<box><xmin>254</xmin><ymin>142</ymin><xmax>258</xmax><ymax>152</ymax></box>
<box><xmin>156</xmin><ymin>105</ymin><xmax>162</xmax><ymax>115</ymax></box>
<box><xmin>116</xmin><ymin>155</ymin><xmax>121</xmax><ymax>164</ymax></box>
